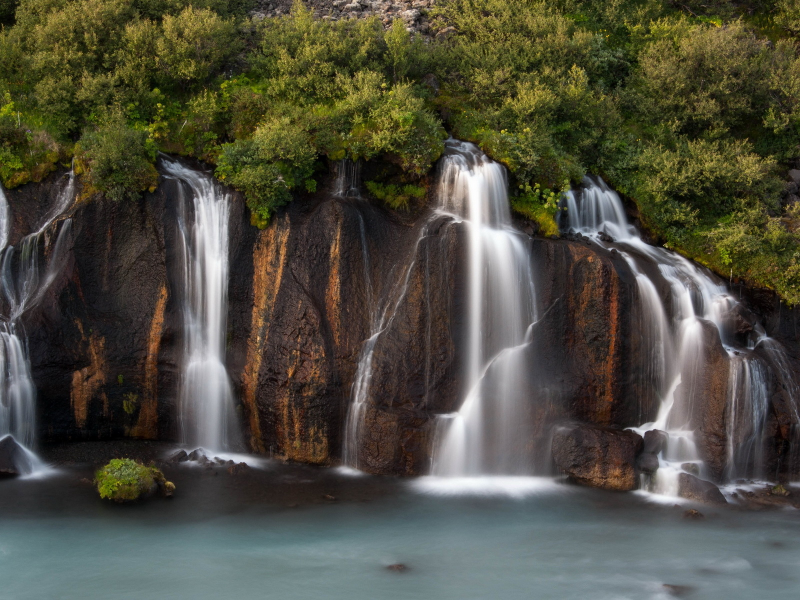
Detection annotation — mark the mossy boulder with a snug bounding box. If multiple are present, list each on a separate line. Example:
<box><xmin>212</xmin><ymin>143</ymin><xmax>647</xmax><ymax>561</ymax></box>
<box><xmin>95</xmin><ymin>458</ymin><xmax>174</xmax><ymax>502</ymax></box>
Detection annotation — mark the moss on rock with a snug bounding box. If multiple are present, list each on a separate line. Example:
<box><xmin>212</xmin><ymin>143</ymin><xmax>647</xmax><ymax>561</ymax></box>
<box><xmin>95</xmin><ymin>458</ymin><xmax>174</xmax><ymax>502</ymax></box>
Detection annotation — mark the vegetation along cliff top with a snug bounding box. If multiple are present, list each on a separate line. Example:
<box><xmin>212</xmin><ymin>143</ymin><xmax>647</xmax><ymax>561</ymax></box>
<box><xmin>2</xmin><ymin>0</ymin><xmax>800</xmax><ymax>302</ymax></box>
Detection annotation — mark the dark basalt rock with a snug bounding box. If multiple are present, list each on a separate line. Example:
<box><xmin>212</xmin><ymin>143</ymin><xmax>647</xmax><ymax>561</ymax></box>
<box><xmin>643</xmin><ymin>429</ymin><xmax>668</xmax><ymax>455</ymax></box>
<box><xmin>0</xmin><ymin>436</ymin><xmax>33</xmax><ymax>477</ymax></box>
<box><xmin>7</xmin><ymin>160</ymin><xmax>800</xmax><ymax>481</ymax></box>
<box><xmin>386</xmin><ymin>564</ymin><xmax>409</xmax><ymax>572</ymax></box>
<box><xmin>552</xmin><ymin>423</ymin><xmax>643</xmax><ymax>491</ymax></box>
<box><xmin>663</xmin><ymin>584</ymin><xmax>694</xmax><ymax>597</ymax></box>
<box><xmin>678</xmin><ymin>473</ymin><xmax>727</xmax><ymax>505</ymax></box>
<box><xmin>637</xmin><ymin>452</ymin><xmax>660</xmax><ymax>475</ymax></box>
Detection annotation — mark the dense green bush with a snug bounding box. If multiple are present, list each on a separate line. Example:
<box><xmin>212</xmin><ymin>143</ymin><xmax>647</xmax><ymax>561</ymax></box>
<box><xmin>365</xmin><ymin>180</ymin><xmax>426</xmax><ymax>211</ymax></box>
<box><xmin>76</xmin><ymin>112</ymin><xmax>159</xmax><ymax>202</ymax></box>
<box><xmin>2</xmin><ymin>0</ymin><xmax>800</xmax><ymax>301</ymax></box>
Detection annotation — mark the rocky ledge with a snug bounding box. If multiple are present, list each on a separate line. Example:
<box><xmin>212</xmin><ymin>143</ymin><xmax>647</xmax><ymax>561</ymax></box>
<box><xmin>251</xmin><ymin>0</ymin><xmax>437</xmax><ymax>33</ymax></box>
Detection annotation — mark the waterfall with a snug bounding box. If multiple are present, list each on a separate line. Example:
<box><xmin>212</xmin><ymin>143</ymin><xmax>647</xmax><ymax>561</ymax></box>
<box><xmin>162</xmin><ymin>160</ymin><xmax>240</xmax><ymax>453</ymax></box>
<box><xmin>0</xmin><ymin>173</ymin><xmax>75</xmax><ymax>474</ymax></box>
<box><xmin>431</xmin><ymin>141</ymin><xmax>537</xmax><ymax>476</ymax></box>
<box><xmin>333</xmin><ymin>160</ymin><xmax>362</xmax><ymax>199</ymax></box>
<box><xmin>344</xmin><ymin>141</ymin><xmax>538</xmax><ymax>472</ymax></box>
<box><xmin>563</xmin><ymin>177</ymin><xmax>795</xmax><ymax>488</ymax></box>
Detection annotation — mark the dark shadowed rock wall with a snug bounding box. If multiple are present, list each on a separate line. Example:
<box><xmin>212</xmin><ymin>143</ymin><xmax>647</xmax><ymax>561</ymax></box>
<box><xmin>6</xmin><ymin>162</ymin><xmax>800</xmax><ymax>479</ymax></box>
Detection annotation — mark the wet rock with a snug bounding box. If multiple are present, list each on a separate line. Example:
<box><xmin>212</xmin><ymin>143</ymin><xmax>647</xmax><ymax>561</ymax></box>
<box><xmin>552</xmin><ymin>423</ymin><xmax>643</xmax><ymax>491</ymax></box>
<box><xmin>663</xmin><ymin>584</ymin><xmax>694</xmax><ymax>596</ymax></box>
<box><xmin>386</xmin><ymin>563</ymin><xmax>409</xmax><ymax>572</ymax></box>
<box><xmin>681</xmin><ymin>462</ymin><xmax>700</xmax><ymax>476</ymax></box>
<box><xmin>0</xmin><ymin>436</ymin><xmax>32</xmax><ymax>477</ymax></box>
<box><xmin>678</xmin><ymin>473</ymin><xmax>727</xmax><ymax>505</ymax></box>
<box><xmin>683</xmin><ymin>509</ymin><xmax>704</xmax><ymax>519</ymax></box>
<box><xmin>597</xmin><ymin>231</ymin><xmax>615</xmax><ymax>243</ymax></box>
<box><xmin>771</xmin><ymin>484</ymin><xmax>790</xmax><ymax>497</ymax></box>
<box><xmin>637</xmin><ymin>452</ymin><xmax>659</xmax><ymax>475</ymax></box>
<box><xmin>227</xmin><ymin>462</ymin><xmax>249</xmax><ymax>475</ymax></box>
<box><xmin>683</xmin><ymin>319</ymin><xmax>731</xmax><ymax>482</ymax></box>
<box><xmin>169</xmin><ymin>450</ymin><xmax>189</xmax><ymax>463</ymax></box>
<box><xmin>643</xmin><ymin>429</ymin><xmax>668</xmax><ymax>455</ymax></box>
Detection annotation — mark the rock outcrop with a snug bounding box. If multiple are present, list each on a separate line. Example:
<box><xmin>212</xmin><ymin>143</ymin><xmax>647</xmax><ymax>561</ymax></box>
<box><xmin>5</xmin><ymin>157</ymin><xmax>800</xmax><ymax>482</ymax></box>
<box><xmin>678</xmin><ymin>473</ymin><xmax>727</xmax><ymax>505</ymax></box>
<box><xmin>551</xmin><ymin>423</ymin><xmax>644</xmax><ymax>491</ymax></box>
<box><xmin>0</xmin><ymin>436</ymin><xmax>33</xmax><ymax>477</ymax></box>
<box><xmin>251</xmin><ymin>0</ymin><xmax>436</xmax><ymax>34</ymax></box>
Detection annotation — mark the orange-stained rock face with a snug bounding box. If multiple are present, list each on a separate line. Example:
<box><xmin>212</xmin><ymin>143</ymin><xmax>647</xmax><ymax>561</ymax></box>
<box><xmin>70</xmin><ymin>320</ymin><xmax>108</xmax><ymax>430</ymax></box>
<box><xmin>10</xmin><ymin>167</ymin><xmax>800</xmax><ymax>481</ymax></box>
<box><xmin>130</xmin><ymin>284</ymin><xmax>168</xmax><ymax>440</ymax></box>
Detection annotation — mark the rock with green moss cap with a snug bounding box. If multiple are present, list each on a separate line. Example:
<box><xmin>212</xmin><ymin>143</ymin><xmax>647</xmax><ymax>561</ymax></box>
<box><xmin>95</xmin><ymin>458</ymin><xmax>175</xmax><ymax>503</ymax></box>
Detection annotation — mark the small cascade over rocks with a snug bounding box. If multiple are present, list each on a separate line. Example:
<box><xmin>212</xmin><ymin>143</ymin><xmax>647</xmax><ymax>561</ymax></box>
<box><xmin>343</xmin><ymin>140</ymin><xmax>539</xmax><ymax>473</ymax></box>
<box><xmin>562</xmin><ymin>177</ymin><xmax>798</xmax><ymax>492</ymax></box>
<box><xmin>333</xmin><ymin>159</ymin><xmax>362</xmax><ymax>199</ymax></box>
<box><xmin>162</xmin><ymin>159</ymin><xmax>240</xmax><ymax>453</ymax></box>
<box><xmin>0</xmin><ymin>172</ymin><xmax>75</xmax><ymax>475</ymax></box>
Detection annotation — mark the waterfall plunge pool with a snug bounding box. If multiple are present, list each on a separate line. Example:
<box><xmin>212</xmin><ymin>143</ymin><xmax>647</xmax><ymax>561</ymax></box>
<box><xmin>1</xmin><ymin>448</ymin><xmax>799</xmax><ymax>600</ymax></box>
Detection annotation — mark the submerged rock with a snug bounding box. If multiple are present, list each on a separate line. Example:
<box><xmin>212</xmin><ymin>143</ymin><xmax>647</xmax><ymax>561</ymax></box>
<box><xmin>0</xmin><ymin>436</ymin><xmax>33</xmax><ymax>477</ymax></box>
<box><xmin>678</xmin><ymin>473</ymin><xmax>727</xmax><ymax>505</ymax></box>
<box><xmin>386</xmin><ymin>563</ymin><xmax>409</xmax><ymax>572</ymax></box>
<box><xmin>663</xmin><ymin>583</ymin><xmax>694</xmax><ymax>596</ymax></box>
<box><xmin>552</xmin><ymin>423</ymin><xmax>643</xmax><ymax>491</ymax></box>
<box><xmin>683</xmin><ymin>508</ymin><xmax>704</xmax><ymax>519</ymax></box>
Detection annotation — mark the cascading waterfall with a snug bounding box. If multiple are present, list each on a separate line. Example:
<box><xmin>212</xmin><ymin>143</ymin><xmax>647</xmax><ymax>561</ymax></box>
<box><xmin>344</xmin><ymin>141</ymin><xmax>538</xmax><ymax>473</ymax></box>
<box><xmin>562</xmin><ymin>177</ymin><xmax>796</xmax><ymax>491</ymax></box>
<box><xmin>0</xmin><ymin>173</ymin><xmax>75</xmax><ymax>474</ymax></box>
<box><xmin>162</xmin><ymin>160</ymin><xmax>240</xmax><ymax>453</ymax></box>
<box><xmin>430</xmin><ymin>142</ymin><xmax>537</xmax><ymax>476</ymax></box>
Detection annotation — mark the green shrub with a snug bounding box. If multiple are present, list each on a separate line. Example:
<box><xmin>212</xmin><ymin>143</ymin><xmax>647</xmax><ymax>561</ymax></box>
<box><xmin>365</xmin><ymin>180</ymin><xmax>425</xmax><ymax>211</ymax></box>
<box><xmin>95</xmin><ymin>458</ymin><xmax>173</xmax><ymax>502</ymax></box>
<box><xmin>510</xmin><ymin>181</ymin><xmax>566</xmax><ymax>237</ymax></box>
<box><xmin>76</xmin><ymin>112</ymin><xmax>159</xmax><ymax>202</ymax></box>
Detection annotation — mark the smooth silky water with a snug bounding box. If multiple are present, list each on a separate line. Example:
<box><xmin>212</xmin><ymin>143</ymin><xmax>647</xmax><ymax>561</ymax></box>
<box><xmin>1</xmin><ymin>464</ymin><xmax>799</xmax><ymax>600</ymax></box>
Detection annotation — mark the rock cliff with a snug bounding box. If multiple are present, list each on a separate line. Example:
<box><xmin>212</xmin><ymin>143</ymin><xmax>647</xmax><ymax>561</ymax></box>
<box><xmin>5</xmin><ymin>158</ymin><xmax>800</xmax><ymax>481</ymax></box>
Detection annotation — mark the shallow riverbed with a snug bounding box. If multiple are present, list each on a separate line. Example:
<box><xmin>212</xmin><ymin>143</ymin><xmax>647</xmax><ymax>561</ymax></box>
<box><xmin>1</xmin><ymin>447</ymin><xmax>799</xmax><ymax>600</ymax></box>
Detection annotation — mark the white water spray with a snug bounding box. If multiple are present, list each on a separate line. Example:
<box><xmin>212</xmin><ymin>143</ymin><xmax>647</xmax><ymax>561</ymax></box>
<box><xmin>162</xmin><ymin>160</ymin><xmax>240</xmax><ymax>453</ymax></box>
<box><xmin>564</xmin><ymin>177</ymin><xmax>791</xmax><ymax>490</ymax></box>
<box><xmin>0</xmin><ymin>173</ymin><xmax>75</xmax><ymax>474</ymax></box>
<box><xmin>431</xmin><ymin>141</ymin><xmax>537</xmax><ymax>476</ymax></box>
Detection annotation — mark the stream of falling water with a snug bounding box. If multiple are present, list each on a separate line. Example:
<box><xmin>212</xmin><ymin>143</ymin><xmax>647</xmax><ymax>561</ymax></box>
<box><xmin>563</xmin><ymin>177</ymin><xmax>797</xmax><ymax>493</ymax></box>
<box><xmin>343</xmin><ymin>142</ymin><xmax>538</xmax><ymax>473</ymax></box>
<box><xmin>0</xmin><ymin>173</ymin><xmax>75</xmax><ymax>474</ymax></box>
<box><xmin>431</xmin><ymin>142</ymin><xmax>537</xmax><ymax>476</ymax></box>
<box><xmin>162</xmin><ymin>160</ymin><xmax>240</xmax><ymax>453</ymax></box>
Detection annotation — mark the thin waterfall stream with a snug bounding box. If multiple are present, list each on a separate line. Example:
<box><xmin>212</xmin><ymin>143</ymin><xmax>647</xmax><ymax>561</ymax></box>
<box><xmin>0</xmin><ymin>172</ymin><xmax>75</xmax><ymax>474</ymax></box>
<box><xmin>162</xmin><ymin>159</ymin><xmax>240</xmax><ymax>453</ymax></box>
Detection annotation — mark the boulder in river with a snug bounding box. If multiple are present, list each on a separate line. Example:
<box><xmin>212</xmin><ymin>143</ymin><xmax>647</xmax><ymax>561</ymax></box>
<box><xmin>95</xmin><ymin>458</ymin><xmax>175</xmax><ymax>502</ymax></box>
<box><xmin>0</xmin><ymin>436</ymin><xmax>33</xmax><ymax>477</ymax></box>
<box><xmin>678</xmin><ymin>473</ymin><xmax>727</xmax><ymax>505</ymax></box>
<box><xmin>551</xmin><ymin>423</ymin><xmax>643</xmax><ymax>491</ymax></box>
